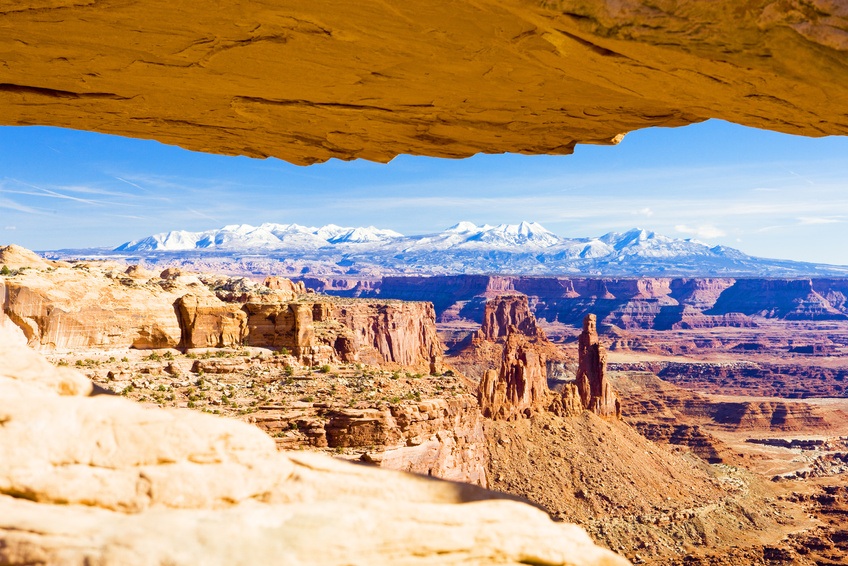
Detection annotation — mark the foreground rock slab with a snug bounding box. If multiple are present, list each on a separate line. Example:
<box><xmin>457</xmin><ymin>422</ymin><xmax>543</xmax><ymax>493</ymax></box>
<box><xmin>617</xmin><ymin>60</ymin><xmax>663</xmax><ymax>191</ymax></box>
<box><xmin>2</xmin><ymin>2</ymin><xmax>847</xmax><ymax>163</ymax></box>
<box><xmin>0</xmin><ymin>327</ymin><xmax>629</xmax><ymax>565</ymax></box>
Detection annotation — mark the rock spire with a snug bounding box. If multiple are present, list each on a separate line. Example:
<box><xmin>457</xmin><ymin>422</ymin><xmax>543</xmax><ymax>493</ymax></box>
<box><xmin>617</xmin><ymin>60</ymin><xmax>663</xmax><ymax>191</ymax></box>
<box><xmin>574</xmin><ymin>314</ymin><xmax>621</xmax><ymax>419</ymax></box>
<box><xmin>478</xmin><ymin>327</ymin><xmax>550</xmax><ymax>421</ymax></box>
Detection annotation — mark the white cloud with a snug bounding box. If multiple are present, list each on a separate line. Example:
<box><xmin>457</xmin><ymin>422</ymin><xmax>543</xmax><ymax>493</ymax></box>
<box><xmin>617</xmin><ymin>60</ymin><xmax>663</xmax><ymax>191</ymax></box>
<box><xmin>633</xmin><ymin>207</ymin><xmax>653</xmax><ymax>217</ymax></box>
<box><xmin>798</xmin><ymin>216</ymin><xmax>841</xmax><ymax>225</ymax></box>
<box><xmin>674</xmin><ymin>224</ymin><xmax>726</xmax><ymax>239</ymax></box>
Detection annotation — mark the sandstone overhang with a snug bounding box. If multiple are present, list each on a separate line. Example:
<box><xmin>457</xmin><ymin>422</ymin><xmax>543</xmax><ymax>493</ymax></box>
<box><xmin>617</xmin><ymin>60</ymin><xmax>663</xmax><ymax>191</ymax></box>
<box><xmin>1</xmin><ymin>1</ymin><xmax>846</xmax><ymax>164</ymax></box>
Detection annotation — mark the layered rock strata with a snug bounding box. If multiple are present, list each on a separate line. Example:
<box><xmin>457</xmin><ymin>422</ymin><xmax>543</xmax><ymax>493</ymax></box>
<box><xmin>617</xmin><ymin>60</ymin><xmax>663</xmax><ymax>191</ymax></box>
<box><xmin>476</xmin><ymin>294</ymin><xmax>543</xmax><ymax>342</ymax></box>
<box><xmin>0</xmin><ymin>326</ymin><xmax>629</xmax><ymax>566</ymax></box>
<box><xmin>307</xmin><ymin>275</ymin><xmax>848</xmax><ymax>328</ymax></box>
<box><xmin>575</xmin><ymin>314</ymin><xmax>621</xmax><ymax>419</ymax></box>
<box><xmin>470</xmin><ymin>298</ymin><xmax>621</xmax><ymax>420</ymax></box>
<box><xmin>453</xmin><ymin>294</ymin><xmax>564</xmax><ymax>380</ymax></box>
<box><xmin>479</xmin><ymin>329</ymin><xmax>551</xmax><ymax>421</ymax></box>
<box><xmin>459</xmin><ymin>295</ymin><xmax>561</xmax><ymax>420</ymax></box>
<box><xmin>611</xmin><ymin>371</ymin><xmax>835</xmax><ymax>433</ymax></box>
<box><xmin>1</xmin><ymin>259</ymin><xmax>441</xmax><ymax>372</ymax></box>
<box><xmin>614</xmin><ymin>360</ymin><xmax>848</xmax><ymax>398</ymax></box>
<box><xmin>177</xmin><ymin>294</ymin><xmax>248</xmax><ymax>349</ymax></box>
<box><xmin>2</xmin><ymin>2</ymin><xmax>848</xmax><ymax>163</ymax></box>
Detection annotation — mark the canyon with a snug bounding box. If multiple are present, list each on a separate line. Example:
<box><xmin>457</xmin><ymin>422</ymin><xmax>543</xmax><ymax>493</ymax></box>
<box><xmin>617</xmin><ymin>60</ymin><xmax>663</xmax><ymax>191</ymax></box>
<box><xmin>302</xmin><ymin>274</ymin><xmax>848</xmax><ymax>328</ymax></box>
<box><xmin>6</xmin><ymin>249</ymin><xmax>848</xmax><ymax>563</ymax></box>
<box><xmin>3</xmin><ymin>1</ymin><xmax>848</xmax><ymax>562</ymax></box>
<box><xmin>0</xmin><ymin>322</ymin><xmax>629</xmax><ymax>566</ymax></box>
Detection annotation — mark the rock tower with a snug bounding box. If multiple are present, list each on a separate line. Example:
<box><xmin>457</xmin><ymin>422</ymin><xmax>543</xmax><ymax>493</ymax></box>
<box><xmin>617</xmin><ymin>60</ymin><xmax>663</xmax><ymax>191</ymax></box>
<box><xmin>574</xmin><ymin>314</ymin><xmax>621</xmax><ymax>419</ymax></box>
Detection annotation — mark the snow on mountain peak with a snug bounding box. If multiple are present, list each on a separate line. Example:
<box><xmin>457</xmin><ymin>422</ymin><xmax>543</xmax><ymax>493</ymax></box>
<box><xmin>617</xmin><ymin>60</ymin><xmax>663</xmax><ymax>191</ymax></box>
<box><xmin>463</xmin><ymin>221</ymin><xmax>560</xmax><ymax>248</ymax></box>
<box><xmin>328</xmin><ymin>226</ymin><xmax>403</xmax><ymax>243</ymax></box>
<box><xmin>446</xmin><ymin>221</ymin><xmax>479</xmax><ymax>233</ymax></box>
<box><xmin>106</xmin><ymin>221</ymin><xmax>848</xmax><ymax>276</ymax></box>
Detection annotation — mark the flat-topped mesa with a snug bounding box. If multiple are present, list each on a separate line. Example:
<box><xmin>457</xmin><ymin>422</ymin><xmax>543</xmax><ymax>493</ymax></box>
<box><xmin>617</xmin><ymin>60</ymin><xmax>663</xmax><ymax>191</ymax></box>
<box><xmin>574</xmin><ymin>314</ymin><xmax>621</xmax><ymax>419</ymax></box>
<box><xmin>476</xmin><ymin>294</ymin><xmax>545</xmax><ymax>342</ymax></box>
<box><xmin>1</xmin><ymin>254</ymin><xmax>441</xmax><ymax>372</ymax></box>
<box><xmin>478</xmin><ymin>327</ymin><xmax>550</xmax><ymax>421</ymax></box>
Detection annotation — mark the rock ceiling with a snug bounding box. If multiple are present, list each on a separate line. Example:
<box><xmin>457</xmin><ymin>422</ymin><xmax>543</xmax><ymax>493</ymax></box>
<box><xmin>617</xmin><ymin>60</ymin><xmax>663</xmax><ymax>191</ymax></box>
<box><xmin>1</xmin><ymin>0</ymin><xmax>846</xmax><ymax>164</ymax></box>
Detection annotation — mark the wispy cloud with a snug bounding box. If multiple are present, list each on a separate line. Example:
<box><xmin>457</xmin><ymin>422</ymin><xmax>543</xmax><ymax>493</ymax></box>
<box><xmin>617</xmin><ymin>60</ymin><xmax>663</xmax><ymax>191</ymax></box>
<box><xmin>0</xmin><ymin>196</ymin><xmax>43</xmax><ymax>215</ymax></box>
<box><xmin>188</xmin><ymin>208</ymin><xmax>221</xmax><ymax>222</ymax></box>
<box><xmin>675</xmin><ymin>224</ymin><xmax>726</xmax><ymax>239</ymax></box>
<box><xmin>3</xmin><ymin>180</ymin><xmax>111</xmax><ymax>206</ymax></box>
<box><xmin>113</xmin><ymin>176</ymin><xmax>152</xmax><ymax>193</ymax></box>
<box><xmin>798</xmin><ymin>216</ymin><xmax>842</xmax><ymax>225</ymax></box>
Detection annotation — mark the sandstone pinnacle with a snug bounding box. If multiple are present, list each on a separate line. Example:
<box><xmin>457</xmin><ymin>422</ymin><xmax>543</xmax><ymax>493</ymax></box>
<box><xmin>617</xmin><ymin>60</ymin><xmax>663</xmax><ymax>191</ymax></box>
<box><xmin>575</xmin><ymin>314</ymin><xmax>621</xmax><ymax>419</ymax></box>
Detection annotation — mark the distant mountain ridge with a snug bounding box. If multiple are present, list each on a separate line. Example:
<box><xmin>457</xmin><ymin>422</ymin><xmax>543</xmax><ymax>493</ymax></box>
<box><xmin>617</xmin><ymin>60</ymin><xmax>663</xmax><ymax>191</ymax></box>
<box><xmin>105</xmin><ymin>221</ymin><xmax>848</xmax><ymax>277</ymax></box>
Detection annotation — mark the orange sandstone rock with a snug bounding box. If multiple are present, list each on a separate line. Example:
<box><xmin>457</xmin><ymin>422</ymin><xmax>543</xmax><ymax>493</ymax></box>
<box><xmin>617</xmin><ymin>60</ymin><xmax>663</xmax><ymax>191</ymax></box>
<box><xmin>479</xmin><ymin>329</ymin><xmax>551</xmax><ymax>420</ymax></box>
<box><xmin>176</xmin><ymin>294</ymin><xmax>248</xmax><ymax>349</ymax></box>
<box><xmin>1</xmin><ymin>2</ymin><xmax>846</xmax><ymax>164</ymax></box>
<box><xmin>575</xmin><ymin>314</ymin><xmax>621</xmax><ymax>419</ymax></box>
<box><xmin>0</xmin><ymin>326</ymin><xmax>630</xmax><ymax>566</ymax></box>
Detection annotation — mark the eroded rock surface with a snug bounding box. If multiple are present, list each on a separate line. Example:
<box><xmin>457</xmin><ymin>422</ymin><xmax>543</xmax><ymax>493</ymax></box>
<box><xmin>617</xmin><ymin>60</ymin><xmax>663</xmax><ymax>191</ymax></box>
<box><xmin>1</xmin><ymin>256</ymin><xmax>441</xmax><ymax>372</ymax></box>
<box><xmin>308</xmin><ymin>276</ymin><xmax>848</xmax><ymax>328</ymax></box>
<box><xmin>0</xmin><ymin>326</ymin><xmax>630</xmax><ymax>565</ymax></box>
<box><xmin>2</xmin><ymin>2</ymin><xmax>848</xmax><ymax>163</ymax></box>
<box><xmin>476</xmin><ymin>294</ymin><xmax>544</xmax><ymax>342</ymax></box>
<box><xmin>575</xmin><ymin>314</ymin><xmax>621</xmax><ymax>419</ymax></box>
<box><xmin>451</xmin><ymin>295</ymin><xmax>559</xmax><ymax>420</ymax></box>
<box><xmin>479</xmin><ymin>330</ymin><xmax>552</xmax><ymax>421</ymax></box>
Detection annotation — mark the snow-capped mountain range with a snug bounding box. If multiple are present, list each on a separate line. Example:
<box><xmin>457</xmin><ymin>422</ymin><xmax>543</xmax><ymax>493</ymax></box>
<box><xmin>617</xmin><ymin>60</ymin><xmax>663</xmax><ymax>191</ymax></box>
<box><xmin>105</xmin><ymin>221</ymin><xmax>846</xmax><ymax>277</ymax></box>
<box><xmin>116</xmin><ymin>221</ymin><xmax>560</xmax><ymax>252</ymax></box>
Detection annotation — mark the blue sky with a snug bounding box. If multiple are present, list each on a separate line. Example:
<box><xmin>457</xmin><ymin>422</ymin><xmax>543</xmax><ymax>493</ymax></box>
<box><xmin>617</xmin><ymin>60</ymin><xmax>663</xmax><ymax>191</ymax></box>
<box><xmin>0</xmin><ymin>120</ymin><xmax>846</xmax><ymax>265</ymax></box>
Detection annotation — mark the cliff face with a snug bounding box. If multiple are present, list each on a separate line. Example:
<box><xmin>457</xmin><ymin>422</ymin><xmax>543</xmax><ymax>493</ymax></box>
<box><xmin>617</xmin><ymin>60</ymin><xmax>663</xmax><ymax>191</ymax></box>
<box><xmin>1</xmin><ymin>267</ymin><xmax>187</xmax><ymax>350</ymax></box>
<box><xmin>309</xmin><ymin>275</ymin><xmax>848</xmax><ymax>328</ymax></box>
<box><xmin>328</xmin><ymin>301</ymin><xmax>442</xmax><ymax>372</ymax></box>
<box><xmin>177</xmin><ymin>294</ymin><xmax>248</xmax><ymax>349</ymax></box>
<box><xmin>243</xmin><ymin>301</ymin><xmax>315</xmax><ymax>355</ymax></box>
<box><xmin>332</xmin><ymin>398</ymin><xmax>488</xmax><ymax>486</ymax></box>
<box><xmin>476</xmin><ymin>294</ymin><xmax>542</xmax><ymax>342</ymax></box>
<box><xmin>1</xmin><ymin>261</ymin><xmax>442</xmax><ymax>372</ymax></box>
<box><xmin>574</xmin><ymin>314</ymin><xmax>621</xmax><ymax>419</ymax></box>
<box><xmin>613</xmin><ymin>361</ymin><xmax>848</xmax><ymax>398</ymax></box>
<box><xmin>707</xmin><ymin>279</ymin><xmax>848</xmax><ymax>320</ymax></box>
<box><xmin>478</xmin><ymin>331</ymin><xmax>551</xmax><ymax>421</ymax></box>
<box><xmin>612</xmin><ymin>371</ymin><xmax>834</xmax><ymax>433</ymax></box>
<box><xmin>2</xmin><ymin>1</ymin><xmax>847</xmax><ymax>164</ymax></box>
